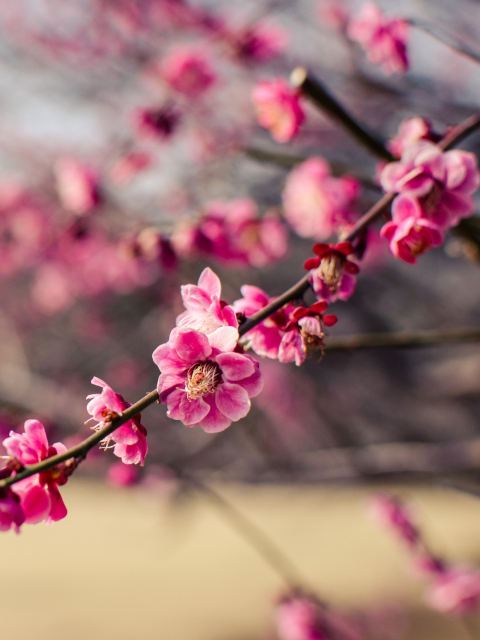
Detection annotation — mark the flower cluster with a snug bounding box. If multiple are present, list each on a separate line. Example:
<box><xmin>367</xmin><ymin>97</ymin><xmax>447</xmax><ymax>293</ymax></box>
<box><xmin>347</xmin><ymin>2</ymin><xmax>409</xmax><ymax>75</ymax></box>
<box><xmin>0</xmin><ymin>420</ymin><xmax>71</xmax><ymax>531</ymax></box>
<box><xmin>370</xmin><ymin>494</ymin><xmax>480</xmax><ymax>615</ymax></box>
<box><xmin>282</xmin><ymin>158</ymin><xmax>360</xmax><ymax>241</ymax></box>
<box><xmin>380</xmin><ymin>142</ymin><xmax>480</xmax><ymax>263</ymax></box>
<box><xmin>86</xmin><ymin>377</ymin><xmax>148</xmax><ymax>466</ymax></box>
<box><xmin>171</xmin><ymin>198</ymin><xmax>288</xmax><ymax>268</ymax></box>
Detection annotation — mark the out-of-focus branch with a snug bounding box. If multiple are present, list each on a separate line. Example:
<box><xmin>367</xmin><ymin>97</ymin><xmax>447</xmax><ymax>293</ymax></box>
<box><xmin>409</xmin><ymin>18</ymin><xmax>480</xmax><ymax>66</ymax></box>
<box><xmin>290</xmin><ymin>66</ymin><xmax>394</xmax><ymax>161</ymax></box>
<box><xmin>325</xmin><ymin>327</ymin><xmax>480</xmax><ymax>352</ymax></box>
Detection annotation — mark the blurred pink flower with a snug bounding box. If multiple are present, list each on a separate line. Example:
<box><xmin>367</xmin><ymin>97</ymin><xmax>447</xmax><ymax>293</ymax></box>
<box><xmin>380</xmin><ymin>194</ymin><xmax>443</xmax><ymax>264</ymax></box>
<box><xmin>425</xmin><ymin>567</ymin><xmax>480</xmax><ymax>615</ymax></box>
<box><xmin>0</xmin><ymin>489</ymin><xmax>25</xmax><ymax>533</ymax></box>
<box><xmin>54</xmin><ymin>157</ymin><xmax>100</xmax><ymax>215</ymax></box>
<box><xmin>106</xmin><ymin>461</ymin><xmax>139</xmax><ymax>487</ymax></box>
<box><xmin>110</xmin><ymin>150</ymin><xmax>153</xmax><ymax>185</ymax></box>
<box><xmin>153</xmin><ymin>327</ymin><xmax>263</xmax><ymax>433</ymax></box>
<box><xmin>87</xmin><ymin>377</ymin><xmax>148</xmax><ymax>466</ymax></box>
<box><xmin>252</xmin><ymin>78</ymin><xmax>305</xmax><ymax>143</ymax></box>
<box><xmin>347</xmin><ymin>2</ymin><xmax>408</xmax><ymax>75</ymax></box>
<box><xmin>369</xmin><ymin>494</ymin><xmax>420</xmax><ymax>548</ymax></box>
<box><xmin>316</xmin><ymin>0</ymin><xmax>349</xmax><ymax>33</ymax></box>
<box><xmin>161</xmin><ymin>47</ymin><xmax>216</xmax><ymax>97</ymax></box>
<box><xmin>283</xmin><ymin>158</ymin><xmax>360</xmax><ymax>240</ymax></box>
<box><xmin>226</xmin><ymin>21</ymin><xmax>288</xmax><ymax>61</ymax></box>
<box><xmin>3</xmin><ymin>420</ymin><xmax>69</xmax><ymax>525</ymax></box>
<box><xmin>132</xmin><ymin>104</ymin><xmax>180</xmax><ymax>140</ymax></box>
<box><xmin>177</xmin><ymin>267</ymin><xmax>238</xmax><ymax>334</ymax></box>
<box><xmin>380</xmin><ymin>141</ymin><xmax>480</xmax><ymax>230</ymax></box>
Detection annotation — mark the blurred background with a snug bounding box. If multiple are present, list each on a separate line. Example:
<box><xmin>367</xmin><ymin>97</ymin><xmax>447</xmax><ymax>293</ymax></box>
<box><xmin>1</xmin><ymin>0</ymin><xmax>480</xmax><ymax>638</ymax></box>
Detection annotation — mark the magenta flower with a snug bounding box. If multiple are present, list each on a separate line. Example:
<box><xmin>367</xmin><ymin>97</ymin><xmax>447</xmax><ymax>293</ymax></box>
<box><xmin>54</xmin><ymin>157</ymin><xmax>100</xmax><ymax>215</ymax></box>
<box><xmin>176</xmin><ymin>267</ymin><xmax>238</xmax><ymax>334</ymax></box>
<box><xmin>226</xmin><ymin>21</ymin><xmax>288</xmax><ymax>62</ymax></box>
<box><xmin>153</xmin><ymin>326</ymin><xmax>263</xmax><ymax>433</ymax></box>
<box><xmin>234</xmin><ymin>285</ymin><xmax>286</xmax><ymax>359</ymax></box>
<box><xmin>282</xmin><ymin>158</ymin><xmax>360</xmax><ymax>240</ymax></box>
<box><xmin>347</xmin><ymin>2</ymin><xmax>408</xmax><ymax>75</ymax></box>
<box><xmin>132</xmin><ymin>104</ymin><xmax>180</xmax><ymax>141</ymax></box>
<box><xmin>380</xmin><ymin>194</ymin><xmax>443</xmax><ymax>264</ymax></box>
<box><xmin>161</xmin><ymin>47</ymin><xmax>216</xmax><ymax>97</ymax></box>
<box><xmin>252</xmin><ymin>78</ymin><xmax>305</xmax><ymax>143</ymax></box>
<box><xmin>86</xmin><ymin>377</ymin><xmax>148</xmax><ymax>466</ymax></box>
<box><xmin>2</xmin><ymin>420</ymin><xmax>69</xmax><ymax>525</ymax></box>
<box><xmin>425</xmin><ymin>567</ymin><xmax>480</xmax><ymax>616</ymax></box>
<box><xmin>276</xmin><ymin>596</ymin><xmax>325</xmax><ymax>640</ymax></box>
<box><xmin>0</xmin><ymin>489</ymin><xmax>25</xmax><ymax>533</ymax></box>
<box><xmin>305</xmin><ymin>242</ymin><xmax>359</xmax><ymax>303</ymax></box>
<box><xmin>278</xmin><ymin>302</ymin><xmax>337</xmax><ymax>366</ymax></box>
<box><xmin>381</xmin><ymin>141</ymin><xmax>480</xmax><ymax>230</ymax></box>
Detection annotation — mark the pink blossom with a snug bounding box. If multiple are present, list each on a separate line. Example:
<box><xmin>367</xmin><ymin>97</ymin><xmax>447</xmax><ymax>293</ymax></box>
<box><xmin>425</xmin><ymin>567</ymin><xmax>480</xmax><ymax>615</ymax></box>
<box><xmin>132</xmin><ymin>104</ymin><xmax>180</xmax><ymax>141</ymax></box>
<box><xmin>276</xmin><ymin>596</ymin><xmax>326</xmax><ymax>640</ymax></box>
<box><xmin>177</xmin><ymin>267</ymin><xmax>238</xmax><ymax>334</ymax></box>
<box><xmin>2</xmin><ymin>420</ymin><xmax>69</xmax><ymax>525</ymax></box>
<box><xmin>387</xmin><ymin>117</ymin><xmax>439</xmax><ymax>159</ymax></box>
<box><xmin>305</xmin><ymin>242</ymin><xmax>359</xmax><ymax>303</ymax></box>
<box><xmin>54</xmin><ymin>157</ymin><xmax>100</xmax><ymax>215</ymax></box>
<box><xmin>0</xmin><ymin>489</ymin><xmax>25</xmax><ymax>533</ymax></box>
<box><xmin>347</xmin><ymin>2</ymin><xmax>409</xmax><ymax>75</ymax></box>
<box><xmin>86</xmin><ymin>377</ymin><xmax>148</xmax><ymax>466</ymax></box>
<box><xmin>368</xmin><ymin>494</ymin><xmax>420</xmax><ymax>549</ymax></box>
<box><xmin>380</xmin><ymin>141</ymin><xmax>480</xmax><ymax>230</ymax></box>
<box><xmin>153</xmin><ymin>326</ymin><xmax>263</xmax><ymax>433</ymax></box>
<box><xmin>380</xmin><ymin>194</ymin><xmax>443</xmax><ymax>264</ymax></box>
<box><xmin>282</xmin><ymin>158</ymin><xmax>360</xmax><ymax>240</ymax></box>
<box><xmin>160</xmin><ymin>47</ymin><xmax>216</xmax><ymax>97</ymax></box>
<box><xmin>233</xmin><ymin>285</ymin><xmax>286</xmax><ymax>359</ymax></box>
<box><xmin>226</xmin><ymin>21</ymin><xmax>288</xmax><ymax>62</ymax></box>
<box><xmin>278</xmin><ymin>302</ymin><xmax>337</xmax><ymax>366</ymax></box>
<box><xmin>106</xmin><ymin>461</ymin><xmax>139</xmax><ymax>487</ymax></box>
<box><xmin>252</xmin><ymin>78</ymin><xmax>305</xmax><ymax>143</ymax></box>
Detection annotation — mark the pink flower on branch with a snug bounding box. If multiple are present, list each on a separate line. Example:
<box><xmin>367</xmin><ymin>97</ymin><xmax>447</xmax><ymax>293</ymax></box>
<box><xmin>2</xmin><ymin>420</ymin><xmax>70</xmax><ymax>525</ymax></box>
<box><xmin>347</xmin><ymin>2</ymin><xmax>409</xmax><ymax>76</ymax></box>
<box><xmin>176</xmin><ymin>267</ymin><xmax>238</xmax><ymax>335</ymax></box>
<box><xmin>380</xmin><ymin>141</ymin><xmax>480</xmax><ymax>230</ymax></box>
<box><xmin>252</xmin><ymin>78</ymin><xmax>305</xmax><ymax>143</ymax></box>
<box><xmin>283</xmin><ymin>158</ymin><xmax>360</xmax><ymax>241</ymax></box>
<box><xmin>380</xmin><ymin>194</ymin><xmax>443</xmax><ymax>264</ymax></box>
<box><xmin>305</xmin><ymin>242</ymin><xmax>359</xmax><ymax>303</ymax></box>
<box><xmin>153</xmin><ymin>327</ymin><xmax>263</xmax><ymax>433</ymax></box>
<box><xmin>160</xmin><ymin>47</ymin><xmax>216</xmax><ymax>97</ymax></box>
<box><xmin>86</xmin><ymin>377</ymin><xmax>148</xmax><ymax>466</ymax></box>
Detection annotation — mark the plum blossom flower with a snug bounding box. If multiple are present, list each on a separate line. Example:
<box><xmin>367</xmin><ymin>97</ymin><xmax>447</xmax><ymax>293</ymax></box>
<box><xmin>347</xmin><ymin>2</ymin><xmax>408</xmax><ymax>75</ymax></box>
<box><xmin>380</xmin><ymin>141</ymin><xmax>480</xmax><ymax>230</ymax></box>
<box><xmin>176</xmin><ymin>267</ymin><xmax>238</xmax><ymax>334</ymax></box>
<box><xmin>160</xmin><ymin>47</ymin><xmax>216</xmax><ymax>97</ymax></box>
<box><xmin>305</xmin><ymin>242</ymin><xmax>359</xmax><ymax>303</ymax></box>
<box><xmin>0</xmin><ymin>488</ymin><xmax>25</xmax><ymax>533</ymax></box>
<box><xmin>226</xmin><ymin>21</ymin><xmax>288</xmax><ymax>61</ymax></box>
<box><xmin>2</xmin><ymin>420</ymin><xmax>70</xmax><ymax>525</ymax></box>
<box><xmin>252</xmin><ymin>78</ymin><xmax>305</xmax><ymax>143</ymax></box>
<box><xmin>278</xmin><ymin>302</ymin><xmax>337</xmax><ymax>366</ymax></box>
<box><xmin>380</xmin><ymin>194</ymin><xmax>443</xmax><ymax>264</ymax></box>
<box><xmin>234</xmin><ymin>285</ymin><xmax>286</xmax><ymax>359</ymax></box>
<box><xmin>153</xmin><ymin>326</ymin><xmax>263</xmax><ymax>433</ymax></box>
<box><xmin>425</xmin><ymin>567</ymin><xmax>480</xmax><ymax>615</ymax></box>
<box><xmin>86</xmin><ymin>377</ymin><xmax>148</xmax><ymax>466</ymax></box>
<box><xmin>282</xmin><ymin>158</ymin><xmax>360</xmax><ymax>240</ymax></box>
<box><xmin>54</xmin><ymin>157</ymin><xmax>100</xmax><ymax>215</ymax></box>
<box><xmin>132</xmin><ymin>104</ymin><xmax>180</xmax><ymax>141</ymax></box>
<box><xmin>387</xmin><ymin>117</ymin><xmax>439</xmax><ymax>159</ymax></box>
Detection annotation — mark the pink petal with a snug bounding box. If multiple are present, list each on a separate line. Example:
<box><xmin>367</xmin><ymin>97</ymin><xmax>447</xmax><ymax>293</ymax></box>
<box><xmin>174</xmin><ymin>328</ymin><xmax>211</xmax><ymax>362</ymax></box>
<box><xmin>179</xmin><ymin>394</ymin><xmax>210</xmax><ymax>425</ymax></box>
<box><xmin>24</xmin><ymin>419</ymin><xmax>49</xmax><ymax>454</ymax></box>
<box><xmin>22</xmin><ymin>484</ymin><xmax>51</xmax><ymax>524</ymax></box>
<box><xmin>208</xmin><ymin>326</ymin><xmax>239</xmax><ymax>353</ymax></box>
<box><xmin>180</xmin><ymin>284</ymin><xmax>212</xmax><ymax>311</ymax></box>
<box><xmin>197</xmin><ymin>267</ymin><xmax>221</xmax><ymax>298</ymax></box>
<box><xmin>215</xmin><ymin>382</ymin><xmax>251</xmax><ymax>421</ymax></box>
<box><xmin>198</xmin><ymin>396</ymin><xmax>232</xmax><ymax>433</ymax></box>
<box><xmin>235</xmin><ymin>367</ymin><xmax>264</xmax><ymax>398</ymax></box>
<box><xmin>46</xmin><ymin>485</ymin><xmax>67</xmax><ymax>524</ymax></box>
<box><xmin>216</xmin><ymin>352</ymin><xmax>255</xmax><ymax>381</ymax></box>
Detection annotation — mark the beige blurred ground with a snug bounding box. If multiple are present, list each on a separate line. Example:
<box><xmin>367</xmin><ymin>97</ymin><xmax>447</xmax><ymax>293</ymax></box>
<box><xmin>1</xmin><ymin>481</ymin><xmax>480</xmax><ymax>640</ymax></box>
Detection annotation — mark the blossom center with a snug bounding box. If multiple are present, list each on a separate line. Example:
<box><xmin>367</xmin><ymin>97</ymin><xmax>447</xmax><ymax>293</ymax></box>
<box><xmin>186</xmin><ymin>360</ymin><xmax>222</xmax><ymax>400</ymax></box>
<box><xmin>403</xmin><ymin>226</ymin><xmax>431</xmax><ymax>257</ymax></box>
<box><xmin>319</xmin><ymin>253</ymin><xmax>345</xmax><ymax>291</ymax></box>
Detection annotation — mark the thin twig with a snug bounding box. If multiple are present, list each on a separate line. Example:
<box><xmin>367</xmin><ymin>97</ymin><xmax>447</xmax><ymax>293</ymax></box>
<box><xmin>410</xmin><ymin>19</ymin><xmax>480</xmax><ymax>66</ymax></box>
<box><xmin>290</xmin><ymin>67</ymin><xmax>394</xmax><ymax>162</ymax></box>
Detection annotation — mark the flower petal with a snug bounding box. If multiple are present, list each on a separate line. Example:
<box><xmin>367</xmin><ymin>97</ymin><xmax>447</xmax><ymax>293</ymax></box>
<box><xmin>216</xmin><ymin>352</ymin><xmax>255</xmax><ymax>381</ymax></box>
<box><xmin>215</xmin><ymin>382</ymin><xmax>251</xmax><ymax>421</ymax></box>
